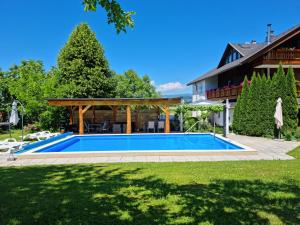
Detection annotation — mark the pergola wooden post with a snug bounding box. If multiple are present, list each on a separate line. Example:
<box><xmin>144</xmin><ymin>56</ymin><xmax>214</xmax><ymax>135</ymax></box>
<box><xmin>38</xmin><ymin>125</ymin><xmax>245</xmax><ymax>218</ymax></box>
<box><xmin>135</xmin><ymin>107</ymin><xmax>139</xmax><ymax>132</ymax></box>
<box><xmin>126</xmin><ymin>105</ymin><xmax>131</xmax><ymax>134</ymax></box>
<box><xmin>79</xmin><ymin>106</ymin><xmax>84</xmax><ymax>134</ymax></box>
<box><xmin>47</xmin><ymin>98</ymin><xmax>181</xmax><ymax>135</ymax></box>
<box><xmin>112</xmin><ymin>106</ymin><xmax>118</xmax><ymax>123</ymax></box>
<box><xmin>160</xmin><ymin>105</ymin><xmax>170</xmax><ymax>133</ymax></box>
<box><xmin>78</xmin><ymin>105</ymin><xmax>91</xmax><ymax>135</ymax></box>
<box><xmin>69</xmin><ymin>106</ymin><xmax>74</xmax><ymax>125</ymax></box>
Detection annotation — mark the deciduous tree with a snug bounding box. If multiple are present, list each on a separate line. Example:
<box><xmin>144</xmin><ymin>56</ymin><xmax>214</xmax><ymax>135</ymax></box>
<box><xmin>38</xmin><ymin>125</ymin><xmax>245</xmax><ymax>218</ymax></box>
<box><xmin>7</xmin><ymin>60</ymin><xmax>47</xmax><ymax>123</ymax></box>
<box><xmin>114</xmin><ymin>70</ymin><xmax>159</xmax><ymax>98</ymax></box>
<box><xmin>58</xmin><ymin>23</ymin><xmax>115</xmax><ymax>98</ymax></box>
<box><xmin>83</xmin><ymin>0</ymin><xmax>135</xmax><ymax>33</ymax></box>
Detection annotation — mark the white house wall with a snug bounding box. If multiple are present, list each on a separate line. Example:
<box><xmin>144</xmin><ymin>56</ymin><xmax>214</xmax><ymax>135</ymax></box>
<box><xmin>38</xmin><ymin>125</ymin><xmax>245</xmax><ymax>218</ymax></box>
<box><xmin>192</xmin><ymin>76</ymin><xmax>218</xmax><ymax>103</ymax></box>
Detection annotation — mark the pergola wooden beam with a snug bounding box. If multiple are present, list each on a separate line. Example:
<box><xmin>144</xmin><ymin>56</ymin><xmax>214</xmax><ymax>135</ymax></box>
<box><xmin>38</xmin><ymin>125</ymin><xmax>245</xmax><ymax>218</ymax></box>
<box><xmin>47</xmin><ymin>98</ymin><xmax>181</xmax><ymax>106</ymax></box>
<box><xmin>47</xmin><ymin>98</ymin><xmax>181</xmax><ymax>134</ymax></box>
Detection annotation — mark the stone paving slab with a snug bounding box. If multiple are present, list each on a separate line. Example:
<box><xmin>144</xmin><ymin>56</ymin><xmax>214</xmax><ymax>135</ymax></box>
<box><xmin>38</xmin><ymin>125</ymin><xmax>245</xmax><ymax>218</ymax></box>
<box><xmin>0</xmin><ymin>134</ymin><xmax>298</xmax><ymax>167</ymax></box>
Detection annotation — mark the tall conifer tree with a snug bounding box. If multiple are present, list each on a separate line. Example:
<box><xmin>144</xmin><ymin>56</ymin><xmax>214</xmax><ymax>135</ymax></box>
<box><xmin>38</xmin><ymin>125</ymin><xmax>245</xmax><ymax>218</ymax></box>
<box><xmin>232</xmin><ymin>95</ymin><xmax>241</xmax><ymax>133</ymax></box>
<box><xmin>238</xmin><ymin>76</ymin><xmax>250</xmax><ymax>135</ymax></box>
<box><xmin>265</xmin><ymin>75</ymin><xmax>275</xmax><ymax>136</ymax></box>
<box><xmin>246</xmin><ymin>73</ymin><xmax>261</xmax><ymax>136</ymax></box>
<box><xmin>272</xmin><ymin>65</ymin><xmax>289</xmax><ymax>134</ymax></box>
<box><xmin>284</xmin><ymin>67</ymin><xmax>298</xmax><ymax>133</ymax></box>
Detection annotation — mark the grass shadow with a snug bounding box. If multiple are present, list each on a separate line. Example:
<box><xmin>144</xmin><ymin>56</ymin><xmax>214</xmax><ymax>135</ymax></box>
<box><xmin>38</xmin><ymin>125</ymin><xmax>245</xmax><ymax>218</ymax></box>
<box><xmin>0</xmin><ymin>165</ymin><xmax>299</xmax><ymax>225</ymax></box>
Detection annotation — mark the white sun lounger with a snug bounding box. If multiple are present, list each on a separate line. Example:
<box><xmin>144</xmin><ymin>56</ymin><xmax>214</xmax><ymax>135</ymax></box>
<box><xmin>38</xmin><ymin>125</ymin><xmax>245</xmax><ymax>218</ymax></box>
<box><xmin>0</xmin><ymin>138</ymin><xmax>29</xmax><ymax>160</ymax></box>
<box><xmin>23</xmin><ymin>131</ymin><xmax>59</xmax><ymax>141</ymax></box>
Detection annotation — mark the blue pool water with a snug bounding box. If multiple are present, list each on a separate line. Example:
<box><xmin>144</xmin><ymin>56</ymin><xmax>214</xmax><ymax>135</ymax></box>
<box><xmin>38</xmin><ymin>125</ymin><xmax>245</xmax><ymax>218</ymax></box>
<box><xmin>34</xmin><ymin>134</ymin><xmax>243</xmax><ymax>153</ymax></box>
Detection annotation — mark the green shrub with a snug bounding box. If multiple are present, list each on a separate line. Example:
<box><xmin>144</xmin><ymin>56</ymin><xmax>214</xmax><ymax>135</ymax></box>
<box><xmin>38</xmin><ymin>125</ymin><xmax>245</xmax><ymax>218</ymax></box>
<box><xmin>184</xmin><ymin>117</ymin><xmax>198</xmax><ymax>132</ymax></box>
<box><xmin>294</xmin><ymin>127</ymin><xmax>300</xmax><ymax>140</ymax></box>
<box><xmin>233</xmin><ymin>65</ymin><xmax>299</xmax><ymax>137</ymax></box>
<box><xmin>284</xmin><ymin>132</ymin><xmax>293</xmax><ymax>141</ymax></box>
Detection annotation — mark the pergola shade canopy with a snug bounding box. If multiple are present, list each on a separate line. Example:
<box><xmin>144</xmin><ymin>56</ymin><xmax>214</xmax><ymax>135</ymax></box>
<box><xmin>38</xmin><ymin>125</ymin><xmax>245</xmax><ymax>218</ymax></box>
<box><xmin>47</xmin><ymin>98</ymin><xmax>181</xmax><ymax>135</ymax></box>
<box><xmin>47</xmin><ymin>98</ymin><xmax>181</xmax><ymax>106</ymax></box>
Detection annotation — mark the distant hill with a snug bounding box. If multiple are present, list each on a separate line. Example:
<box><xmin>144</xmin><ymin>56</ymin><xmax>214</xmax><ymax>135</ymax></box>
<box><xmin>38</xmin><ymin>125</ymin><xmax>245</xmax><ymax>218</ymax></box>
<box><xmin>162</xmin><ymin>93</ymin><xmax>192</xmax><ymax>103</ymax></box>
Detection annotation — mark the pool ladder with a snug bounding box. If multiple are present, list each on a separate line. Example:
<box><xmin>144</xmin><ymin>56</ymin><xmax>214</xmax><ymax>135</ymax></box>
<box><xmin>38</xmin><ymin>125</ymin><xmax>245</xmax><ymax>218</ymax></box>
<box><xmin>185</xmin><ymin>121</ymin><xmax>200</xmax><ymax>133</ymax></box>
<box><xmin>184</xmin><ymin>121</ymin><xmax>216</xmax><ymax>138</ymax></box>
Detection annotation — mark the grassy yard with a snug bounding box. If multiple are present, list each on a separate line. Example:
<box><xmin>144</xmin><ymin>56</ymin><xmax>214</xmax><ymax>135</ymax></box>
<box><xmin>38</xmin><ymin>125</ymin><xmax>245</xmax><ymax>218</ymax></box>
<box><xmin>0</xmin><ymin>129</ymin><xmax>29</xmax><ymax>141</ymax></box>
<box><xmin>0</xmin><ymin>148</ymin><xmax>300</xmax><ymax>225</ymax></box>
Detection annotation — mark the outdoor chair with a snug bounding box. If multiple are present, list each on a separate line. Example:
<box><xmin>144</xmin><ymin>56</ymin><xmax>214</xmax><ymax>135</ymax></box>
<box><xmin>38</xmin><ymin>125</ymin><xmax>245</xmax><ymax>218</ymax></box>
<box><xmin>157</xmin><ymin>121</ymin><xmax>165</xmax><ymax>133</ymax></box>
<box><xmin>101</xmin><ymin>121</ymin><xmax>109</xmax><ymax>133</ymax></box>
<box><xmin>147</xmin><ymin>121</ymin><xmax>155</xmax><ymax>133</ymax></box>
<box><xmin>84</xmin><ymin>120</ymin><xmax>93</xmax><ymax>133</ymax></box>
<box><xmin>113</xmin><ymin>124</ymin><xmax>121</xmax><ymax>133</ymax></box>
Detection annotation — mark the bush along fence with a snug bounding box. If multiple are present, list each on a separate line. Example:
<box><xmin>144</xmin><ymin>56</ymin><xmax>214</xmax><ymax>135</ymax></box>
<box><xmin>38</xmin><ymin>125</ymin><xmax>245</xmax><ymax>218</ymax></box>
<box><xmin>175</xmin><ymin>104</ymin><xmax>224</xmax><ymax>132</ymax></box>
<box><xmin>232</xmin><ymin>65</ymin><xmax>298</xmax><ymax>138</ymax></box>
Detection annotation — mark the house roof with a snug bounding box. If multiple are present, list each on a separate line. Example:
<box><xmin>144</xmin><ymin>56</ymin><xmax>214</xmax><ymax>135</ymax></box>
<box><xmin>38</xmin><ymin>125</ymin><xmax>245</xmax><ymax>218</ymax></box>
<box><xmin>187</xmin><ymin>24</ymin><xmax>300</xmax><ymax>86</ymax></box>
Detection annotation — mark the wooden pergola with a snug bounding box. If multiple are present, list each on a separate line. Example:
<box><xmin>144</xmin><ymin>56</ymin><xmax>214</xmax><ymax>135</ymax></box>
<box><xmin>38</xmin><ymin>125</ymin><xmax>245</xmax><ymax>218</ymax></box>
<box><xmin>47</xmin><ymin>98</ymin><xmax>181</xmax><ymax>134</ymax></box>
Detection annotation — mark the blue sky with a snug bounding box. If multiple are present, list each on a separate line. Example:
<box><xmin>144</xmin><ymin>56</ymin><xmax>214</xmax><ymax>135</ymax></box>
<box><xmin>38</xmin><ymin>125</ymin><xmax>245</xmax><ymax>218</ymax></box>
<box><xmin>1</xmin><ymin>0</ymin><xmax>300</xmax><ymax>94</ymax></box>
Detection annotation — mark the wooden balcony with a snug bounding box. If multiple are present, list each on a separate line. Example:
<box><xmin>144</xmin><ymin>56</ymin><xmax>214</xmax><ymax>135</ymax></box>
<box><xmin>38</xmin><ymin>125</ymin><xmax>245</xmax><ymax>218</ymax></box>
<box><xmin>206</xmin><ymin>86</ymin><xmax>243</xmax><ymax>100</ymax></box>
<box><xmin>207</xmin><ymin>81</ymin><xmax>300</xmax><ymax>101</ymax></box>
<box><xmin>262</xmin><ymin>49</ymin><xmax>300</xmax><ymax>64</ymax></box>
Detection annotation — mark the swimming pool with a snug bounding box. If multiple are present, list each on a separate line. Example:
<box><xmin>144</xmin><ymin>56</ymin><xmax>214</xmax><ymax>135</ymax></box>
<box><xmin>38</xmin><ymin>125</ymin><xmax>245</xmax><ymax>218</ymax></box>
<box><xmin>31</xmin><ymin>134</ymin><xmax>244</xmax><ymax>153</ymax></box>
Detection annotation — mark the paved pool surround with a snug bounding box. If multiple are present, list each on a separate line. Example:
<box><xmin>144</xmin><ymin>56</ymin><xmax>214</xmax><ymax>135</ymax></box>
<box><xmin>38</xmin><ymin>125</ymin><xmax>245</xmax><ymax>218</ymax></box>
<box><xmin>0</xmin><ymin>134</ymin><xmax>298</xmax><ymax>166</ymax></box>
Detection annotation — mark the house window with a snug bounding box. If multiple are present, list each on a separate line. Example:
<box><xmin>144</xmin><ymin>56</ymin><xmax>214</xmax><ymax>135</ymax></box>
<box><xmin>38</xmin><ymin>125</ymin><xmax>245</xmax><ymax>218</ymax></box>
<box><xmin>194</xmin><ymin>84</ymin><xmax>198</xmax><ymax>93</ymax></box>
<box><xmin>225</xmin><ymin>49</ymin><xmax>241</xmax><ymax>65</ymax></box>
<box><xmin>198</xmin><ymin>83</ymin><xmax>204</xmax><ymax>95</ymax></box>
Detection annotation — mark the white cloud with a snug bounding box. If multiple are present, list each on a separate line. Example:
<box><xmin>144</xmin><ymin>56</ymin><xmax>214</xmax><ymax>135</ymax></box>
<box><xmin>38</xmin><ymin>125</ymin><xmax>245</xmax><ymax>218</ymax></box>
<box><xmin>156</xmin><ymin>81</ymin><xmax>187</xmax><ymax>93</ymax></box>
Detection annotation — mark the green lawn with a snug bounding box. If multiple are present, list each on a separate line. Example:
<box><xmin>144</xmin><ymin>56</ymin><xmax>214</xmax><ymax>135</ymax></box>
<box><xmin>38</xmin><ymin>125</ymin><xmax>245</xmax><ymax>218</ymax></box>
<box><xmin>0</xmin><ymin>148</ymin><xmax>300</xmax><ymax>225</ymax></box>
<box><xmin>0</xmin><ymin>129</ymin><xmax>29</xmax><ymax>141</ymax></box>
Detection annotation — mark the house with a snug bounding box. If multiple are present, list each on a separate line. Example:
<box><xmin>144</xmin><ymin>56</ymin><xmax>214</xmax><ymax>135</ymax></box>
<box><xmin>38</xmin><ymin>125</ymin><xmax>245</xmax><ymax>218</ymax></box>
<box><xmin>188</xmin><ymin>24</ymin><xmax>300</xmax><ymax>125</ymax></box>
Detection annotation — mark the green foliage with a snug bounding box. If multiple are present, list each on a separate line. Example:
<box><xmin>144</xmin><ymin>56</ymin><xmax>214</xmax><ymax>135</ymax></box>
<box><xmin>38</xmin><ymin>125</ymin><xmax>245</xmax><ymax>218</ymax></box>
<box><xmin>3</xmin><ymin>62</ymin><xmax>69</xmax><ymax>130</ymax></box>
<box><xmin>7</xmin><ymin>60</ymin><xmax>48</xmax><ymax>123</ymax></box>
<box><xmin>58</xmin><ymin>23</ymin><xmax>115</xmax><ymax>98</ymax></box>
<box><xmin>232</xmin><ymin>96</ymin><xmax>241</xmax><ymax>133</ymax></box>
<box><xmin>260</xmin><ymin>75</ymin><xmax>274</xmax><ymax>136</ymax></box>
<box><xmin>233</xmin><ymin>76</ymin><xmax>249</xmax><ymax>135</ymax></box>
<box><xmin>175</xmin><ymin>104</ymin><xmax>223</xmax><ymax>132</ymax></box>
<box><xmin>246</xmin><ymin>73</ymin><xmax>261</xmax><ymax>136</ymax></box>
<box><xmin>284</xmin><ymin>67</ymin><xmax>298</xmax><ymax>134</ymax></box>
<box><xmin>83</xmin><ymin>0</ymin><xmax>135</xmax><ymax>33</ymax></box>
<box><xmin>0</xmin><ymin>23</ymin><xmax>163</xmax><ymax>131</ymax></box>
<box><xmin>114</xmin><ymin>70</ymin><xmax>159</xmax><ymax>98</ymax></box>
<box><xmin>0</xmin><ymin>69</ymin><xmax>13</xmax><ymax>115</ymax></box>
<box><xmin>272</xmin><ymin>65</ymin><xmax>287</xmax><ymax>100</ymax></box>
<box><xmin>39</xmin><ymin>107</ymin><xmax>67</xmax><ymax>131</ymax></box>
<box><xmin>176</xmin><ymin>104</ymin><xmax>223</xmax><ymax>115</ymax></box>
<box><xmin>233</xmin><ymin>65</ymin><xmax>299</xmax><ymax>137</ymax></box>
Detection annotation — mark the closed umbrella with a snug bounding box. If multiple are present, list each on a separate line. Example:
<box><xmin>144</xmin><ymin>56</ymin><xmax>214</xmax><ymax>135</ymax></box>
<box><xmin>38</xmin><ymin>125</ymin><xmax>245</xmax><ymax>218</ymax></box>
<box><xmin>9</xmin><ymin>101</ymin><xmax>19</xmax><ymax>126</ymax></box>
<box><xmin>274</xmin><ymin>97</ymin><xmax>283</xmax><ymax>138</ymax></box>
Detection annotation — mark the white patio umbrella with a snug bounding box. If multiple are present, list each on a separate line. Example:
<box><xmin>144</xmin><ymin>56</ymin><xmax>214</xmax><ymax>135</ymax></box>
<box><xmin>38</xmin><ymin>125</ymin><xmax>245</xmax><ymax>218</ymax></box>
<box><xmin>274</xmin><ymin>97</ymin><xmax>283</xmax><ymax>138</ymax></box>
<box><xmin>9</xmin><ymin>100</ymin><xmax>19</xmax><ymax>126</ymax></box>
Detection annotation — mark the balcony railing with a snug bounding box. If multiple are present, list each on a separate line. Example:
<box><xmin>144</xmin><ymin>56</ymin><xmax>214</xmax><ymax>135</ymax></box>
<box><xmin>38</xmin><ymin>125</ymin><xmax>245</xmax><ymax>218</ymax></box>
<box><xmin>206</xmin><ymin>81</ymin><xmax>300</xmax><ymax>100</ymax></box>
<box><xmin>263</xmin><ymin>49</ymin><xmax>300</xmax><ymax>60</ymax></box>
<box><xmin>206</xmin><ymin>85</ymin><xmax>243</xmax><ymax>100</ymax></box>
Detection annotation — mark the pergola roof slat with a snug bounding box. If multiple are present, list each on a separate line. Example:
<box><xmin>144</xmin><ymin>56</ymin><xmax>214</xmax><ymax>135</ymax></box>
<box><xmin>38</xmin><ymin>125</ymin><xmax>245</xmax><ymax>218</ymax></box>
<box><xmin>47</xmin><ymin>98</ymin><xmax>181</xmax><ymax>106</ymax></box>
